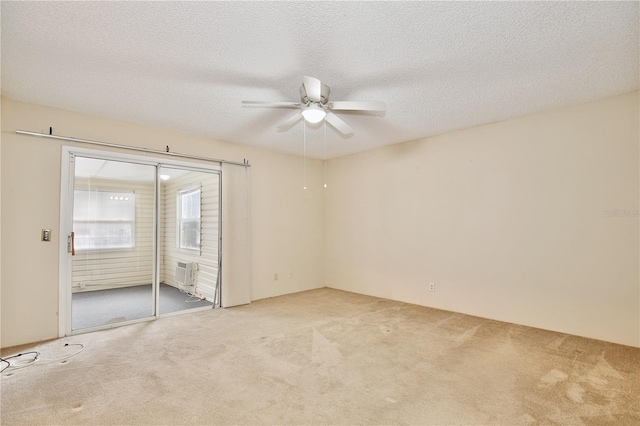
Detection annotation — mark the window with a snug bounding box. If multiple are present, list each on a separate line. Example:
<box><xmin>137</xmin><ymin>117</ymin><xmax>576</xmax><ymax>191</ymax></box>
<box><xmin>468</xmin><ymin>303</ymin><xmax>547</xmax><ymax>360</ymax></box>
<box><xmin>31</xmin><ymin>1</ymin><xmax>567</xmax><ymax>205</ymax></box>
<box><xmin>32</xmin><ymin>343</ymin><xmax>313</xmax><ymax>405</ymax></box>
<box><xmin>73</xmin><ymin>189</ymin><xmax>135</xmax><ymax>250</ymax></box>
<box><xmin>178</xmin><ymin>186</ymin><xmax>201</xmax><ymax>251</ymax></box>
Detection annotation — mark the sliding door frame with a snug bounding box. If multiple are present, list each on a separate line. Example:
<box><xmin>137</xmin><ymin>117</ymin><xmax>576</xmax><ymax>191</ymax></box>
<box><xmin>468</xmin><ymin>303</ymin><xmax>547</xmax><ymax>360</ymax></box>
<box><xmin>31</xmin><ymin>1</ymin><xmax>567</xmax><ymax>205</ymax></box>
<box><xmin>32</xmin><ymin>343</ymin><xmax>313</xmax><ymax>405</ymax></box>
<box><xmin>59</xmin><ymin>146</ymin><xmax>221</xmax><ymax>337</ymax></box>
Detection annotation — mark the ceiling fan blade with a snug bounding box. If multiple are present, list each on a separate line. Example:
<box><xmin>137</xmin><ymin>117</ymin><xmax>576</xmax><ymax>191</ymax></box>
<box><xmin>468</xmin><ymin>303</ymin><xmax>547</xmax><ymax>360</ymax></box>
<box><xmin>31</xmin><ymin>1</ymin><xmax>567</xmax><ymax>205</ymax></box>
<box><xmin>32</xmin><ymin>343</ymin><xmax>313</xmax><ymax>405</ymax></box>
<box><xmin>277</xmin><ymin>112</ymin><xmax>303</xmax><ymax>130</ymax></box>
<box><xmin>325</xmin><ymin>112</ymin><xmax>353</xmax><ymax>136</ymax></box>
<box><xmin>242</xmin><ymin>101</ymin><xmax>301</xmax><ymax>108</ymax></box>
<box><xmin>329</xmin><ymin>101</ymin><xmax>386</xmax><ymax>111</ymax></box>
<box><xmin>302</xmin><ymin>76</ymin><xmax>322</xmax><ymax>102</ymax></box>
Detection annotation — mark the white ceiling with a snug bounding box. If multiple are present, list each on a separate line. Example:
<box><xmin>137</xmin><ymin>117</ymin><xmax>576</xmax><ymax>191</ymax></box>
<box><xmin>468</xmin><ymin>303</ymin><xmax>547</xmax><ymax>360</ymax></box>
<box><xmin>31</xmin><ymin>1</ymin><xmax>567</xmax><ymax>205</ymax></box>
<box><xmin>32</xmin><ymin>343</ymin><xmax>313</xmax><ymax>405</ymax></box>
<box><xmin>2</xmin><ymin>2</ymin><xmax>638</xmax><ymax>159</ymax></box>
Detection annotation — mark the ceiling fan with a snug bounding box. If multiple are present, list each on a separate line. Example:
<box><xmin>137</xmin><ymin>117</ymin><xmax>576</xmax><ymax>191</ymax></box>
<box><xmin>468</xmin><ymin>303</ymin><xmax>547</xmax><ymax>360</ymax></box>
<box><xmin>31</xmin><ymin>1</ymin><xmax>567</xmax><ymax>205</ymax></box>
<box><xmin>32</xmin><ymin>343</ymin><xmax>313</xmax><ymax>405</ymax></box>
<box><xmin>242</xmin><ymin>76</ymin><xmax>385</xmax><ymax>136</ymax></box>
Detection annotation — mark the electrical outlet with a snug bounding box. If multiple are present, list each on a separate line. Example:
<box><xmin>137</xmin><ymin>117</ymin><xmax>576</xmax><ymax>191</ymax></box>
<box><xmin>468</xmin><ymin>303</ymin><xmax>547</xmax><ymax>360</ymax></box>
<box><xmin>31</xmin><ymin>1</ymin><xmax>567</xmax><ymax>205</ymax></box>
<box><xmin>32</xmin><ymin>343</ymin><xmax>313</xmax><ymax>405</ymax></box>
<box><xmin>429</xmin><ymin>282</ymin><xmax>435</xmax><ymax>292</ymax></box>
<box><xmin>289</xmin><ymin>272</ymin><xmax>293</xmax><ymax>279</ymax></box>
<box><xmin>274</xmin><ymin>273</ymin><xmax>279</xmax><ymax>281</ymax></box>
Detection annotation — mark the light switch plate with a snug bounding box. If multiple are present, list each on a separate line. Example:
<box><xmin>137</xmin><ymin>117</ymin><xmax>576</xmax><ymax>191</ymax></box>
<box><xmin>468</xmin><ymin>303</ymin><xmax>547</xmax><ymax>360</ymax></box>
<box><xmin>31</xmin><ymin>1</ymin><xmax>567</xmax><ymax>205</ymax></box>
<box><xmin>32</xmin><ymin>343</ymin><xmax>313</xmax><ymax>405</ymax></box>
<box><xmin>42</xmin><ymin>229</ymin><xmax>51</xmax><ymax>242</ymax></box>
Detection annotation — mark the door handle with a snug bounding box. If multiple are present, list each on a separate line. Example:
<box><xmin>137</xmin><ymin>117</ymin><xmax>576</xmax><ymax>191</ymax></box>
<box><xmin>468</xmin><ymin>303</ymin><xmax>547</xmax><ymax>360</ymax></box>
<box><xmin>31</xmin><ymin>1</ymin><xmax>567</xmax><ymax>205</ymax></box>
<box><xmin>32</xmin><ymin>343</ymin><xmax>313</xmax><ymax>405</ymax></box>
<box><xmin>71</xmin><ymin>232</ymin><xmax>75</xmax><ymax>256</ymax></box>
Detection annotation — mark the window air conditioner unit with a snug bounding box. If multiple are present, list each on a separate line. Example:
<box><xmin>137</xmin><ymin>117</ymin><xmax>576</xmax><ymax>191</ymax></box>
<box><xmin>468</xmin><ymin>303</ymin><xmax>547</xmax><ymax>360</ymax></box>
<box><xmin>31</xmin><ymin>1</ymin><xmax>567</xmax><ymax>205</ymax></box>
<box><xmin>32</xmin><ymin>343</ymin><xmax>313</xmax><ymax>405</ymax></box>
<box><xmin>175</xmin><ymin>261</ymin><xmax>196</xmax><ymax>290</ymax></box>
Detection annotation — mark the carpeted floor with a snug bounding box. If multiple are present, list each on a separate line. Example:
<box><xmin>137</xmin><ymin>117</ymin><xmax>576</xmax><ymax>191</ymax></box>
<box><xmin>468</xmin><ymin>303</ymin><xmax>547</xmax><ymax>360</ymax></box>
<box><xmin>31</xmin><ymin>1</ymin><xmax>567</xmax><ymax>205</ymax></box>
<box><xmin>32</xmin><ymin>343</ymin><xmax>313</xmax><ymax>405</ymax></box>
<box><xmin>2</xmin><ymin>288</ymin><xmax>639</xmax><ymax>425</ymax></box>
<box><xmin>71</xmin><ymin>283</ymin><xmax>213</xmax><ymax>329</ymax></box>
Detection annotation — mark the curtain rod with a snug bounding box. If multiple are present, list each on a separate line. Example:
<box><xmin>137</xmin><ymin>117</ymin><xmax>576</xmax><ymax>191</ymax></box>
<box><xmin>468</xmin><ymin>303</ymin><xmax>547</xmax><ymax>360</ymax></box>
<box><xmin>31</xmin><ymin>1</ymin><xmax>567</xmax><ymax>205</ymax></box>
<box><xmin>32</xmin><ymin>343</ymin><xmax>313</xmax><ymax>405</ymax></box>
<box><xmin>15</xmin><ymin>130</ymin><xmax>251</xmax><ymax>168</ymax></box>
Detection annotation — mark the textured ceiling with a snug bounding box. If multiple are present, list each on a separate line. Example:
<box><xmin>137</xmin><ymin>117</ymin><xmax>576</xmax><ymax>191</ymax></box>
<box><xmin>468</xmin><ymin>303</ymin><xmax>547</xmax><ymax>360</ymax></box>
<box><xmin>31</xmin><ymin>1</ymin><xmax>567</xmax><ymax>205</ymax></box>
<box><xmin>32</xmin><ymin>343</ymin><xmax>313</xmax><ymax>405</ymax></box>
<box><xmin>2</xmin><ymin>2</ymin><xmax>638</xmax><ymax>159</ymax></box>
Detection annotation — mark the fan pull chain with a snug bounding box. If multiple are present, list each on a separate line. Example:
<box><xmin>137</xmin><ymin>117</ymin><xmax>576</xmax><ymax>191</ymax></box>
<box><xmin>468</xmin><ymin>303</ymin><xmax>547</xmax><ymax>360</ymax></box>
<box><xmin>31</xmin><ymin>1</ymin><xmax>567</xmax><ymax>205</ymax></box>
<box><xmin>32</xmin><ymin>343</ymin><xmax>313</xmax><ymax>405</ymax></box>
<box><xmin>303</xmin><ymin>121</ymin><xmax>307</xmax><ymax>190</ymax></box>
<box><xmin>323</xmin><ymin>121</ymin><xmax>327</xmax><ymax>188</ymax></box>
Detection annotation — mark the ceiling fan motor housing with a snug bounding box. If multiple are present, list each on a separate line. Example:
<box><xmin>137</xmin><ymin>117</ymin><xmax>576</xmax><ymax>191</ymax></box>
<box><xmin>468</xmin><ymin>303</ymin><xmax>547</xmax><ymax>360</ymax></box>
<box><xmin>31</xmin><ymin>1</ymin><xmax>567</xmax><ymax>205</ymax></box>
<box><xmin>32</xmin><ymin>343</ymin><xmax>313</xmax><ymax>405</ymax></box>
<box><xmin>300</xmin><ymin>83</ymin><xmax>330</xmax><ymax>105</ymax></box>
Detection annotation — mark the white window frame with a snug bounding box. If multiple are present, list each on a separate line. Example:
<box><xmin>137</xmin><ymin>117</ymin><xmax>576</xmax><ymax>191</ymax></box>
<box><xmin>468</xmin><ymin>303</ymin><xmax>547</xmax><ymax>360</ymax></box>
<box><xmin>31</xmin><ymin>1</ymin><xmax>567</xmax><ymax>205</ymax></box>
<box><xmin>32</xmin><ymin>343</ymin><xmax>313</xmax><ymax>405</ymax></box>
<box><xmin>177</xmin><ymin>185</ymin><xmax>202</xmax><ymax>253</ymax></box>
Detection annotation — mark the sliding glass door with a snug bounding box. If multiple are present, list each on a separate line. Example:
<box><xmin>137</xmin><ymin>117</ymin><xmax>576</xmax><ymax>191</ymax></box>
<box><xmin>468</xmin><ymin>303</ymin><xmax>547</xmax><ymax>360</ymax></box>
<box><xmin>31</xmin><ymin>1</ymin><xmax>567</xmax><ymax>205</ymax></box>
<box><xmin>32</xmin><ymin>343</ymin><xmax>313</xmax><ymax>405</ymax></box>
<box><xmin>63</xmin><ymin>149</ymin><xmax>221</xmax><ymax>334</ymax></box>
<box><xmin>70</xmin><ymin>156</ymin><xmax>156</xmax><ymax>330</ymax></box>
<box><xmin>158</xmin><ymin>166</ymin><xmax>220</xmax><ymax>314</ymax></box>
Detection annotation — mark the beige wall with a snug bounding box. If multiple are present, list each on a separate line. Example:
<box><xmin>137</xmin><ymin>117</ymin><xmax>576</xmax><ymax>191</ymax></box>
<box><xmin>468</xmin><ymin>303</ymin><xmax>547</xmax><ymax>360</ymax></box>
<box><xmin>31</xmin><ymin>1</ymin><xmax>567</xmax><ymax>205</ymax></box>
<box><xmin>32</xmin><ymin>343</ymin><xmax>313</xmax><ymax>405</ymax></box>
<box><xmin>2</xmin><ymin>92</ymin><xmax>637</xmax><ymax>349</ymax></box>
<box><xmin>326</xmin><ymin>91</ymin><xmax>640</xmax><ymax>348</ymax></box>
<box><xmin>1</xmin><ymin>97</ymin><xmax>326</xmax><ymax>348</ymax></box>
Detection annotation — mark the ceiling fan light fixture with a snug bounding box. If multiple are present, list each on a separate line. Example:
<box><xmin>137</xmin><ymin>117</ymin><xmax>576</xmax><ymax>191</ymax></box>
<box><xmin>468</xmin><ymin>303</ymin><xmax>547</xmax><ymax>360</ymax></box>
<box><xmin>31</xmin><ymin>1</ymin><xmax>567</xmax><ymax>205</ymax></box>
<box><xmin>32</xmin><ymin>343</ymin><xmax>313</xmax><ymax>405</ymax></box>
<box><xmin>301</xmin><ymin>104</ymin><xmax>326</xmax><ymax>123</ymax></box>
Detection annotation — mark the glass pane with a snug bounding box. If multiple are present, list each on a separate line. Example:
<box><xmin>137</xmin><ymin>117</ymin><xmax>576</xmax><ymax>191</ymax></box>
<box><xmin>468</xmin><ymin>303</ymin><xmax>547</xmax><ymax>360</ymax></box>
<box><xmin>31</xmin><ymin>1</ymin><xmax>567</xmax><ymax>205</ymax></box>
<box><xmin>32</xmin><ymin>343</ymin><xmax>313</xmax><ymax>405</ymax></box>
<box><xmin>71</xmin><ymin>156</ymin><xmax>156</xmax><ymax>330</ymax></box>
<box><xmin>73</xmin><ymin>189</ymin><xmax>136</xmax><ymax>250</ymax></box>
<box><xmin>180</xmin><ymin>220</ymin><xmax>200</xmax><ymax>250</ymax></box>
<box><xmin>158</xmin><ymin>167</ymin><xmax>218</xmax><ymax>314</ymax></box>
<box><xmin>181</xmin><ymin>189</ymin><xmax>201</xmax><ymax>219</ymax></box>
<box><xmin>73</xmin><ymin>221</ymin><xmax>134</xmax><ymax>250</ymax></box>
